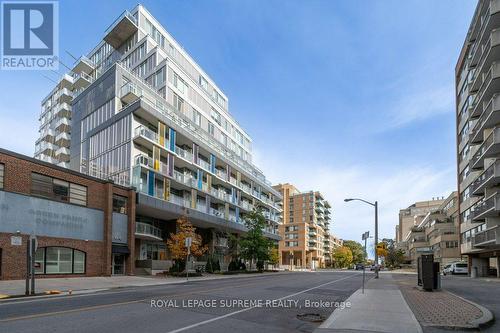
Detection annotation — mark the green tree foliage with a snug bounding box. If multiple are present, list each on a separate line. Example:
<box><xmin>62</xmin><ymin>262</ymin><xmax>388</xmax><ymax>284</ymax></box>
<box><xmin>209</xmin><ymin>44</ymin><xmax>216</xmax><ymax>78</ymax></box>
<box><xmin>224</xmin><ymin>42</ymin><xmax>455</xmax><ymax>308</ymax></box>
<box><xmin>238</xmin><ymin>208</ymin><xmax>272</xmax><ymax>271</ymax></box>
<box><xmin>332</xmin><ymin>246</ymin><xmax>353</xmax><ymax>268</ymax></box>
<box><xmin>383</xmin><ymin>241</ymin><xmax>405</xmax><ymax>268</ymax></box>
<box><xmin>343</xmin><ymin>240</ymin><xmax>365</xmax><ymax>263</ymax></box>
<box><xmin>268</xmin><ymin>246</ymin><xmax>280</xmax><ymax>267</ymax></box>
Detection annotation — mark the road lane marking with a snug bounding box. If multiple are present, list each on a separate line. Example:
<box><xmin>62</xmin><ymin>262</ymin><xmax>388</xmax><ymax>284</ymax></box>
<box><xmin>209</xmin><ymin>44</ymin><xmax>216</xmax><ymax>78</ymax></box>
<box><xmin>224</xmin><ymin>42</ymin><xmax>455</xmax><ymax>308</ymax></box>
<box><xmin>0</xmin><ymin>271</ymin><xmax>312</xmax><ymax>306</ymax></box>
<box><xmin>0</xmin><ymin>274</ymin><xmax>318</xmax><ymax>323</ymax></box>
<box><xmin>166</xmin><ymin>273</ymin><xmax>359</xmax><ymax>333</ymax></box>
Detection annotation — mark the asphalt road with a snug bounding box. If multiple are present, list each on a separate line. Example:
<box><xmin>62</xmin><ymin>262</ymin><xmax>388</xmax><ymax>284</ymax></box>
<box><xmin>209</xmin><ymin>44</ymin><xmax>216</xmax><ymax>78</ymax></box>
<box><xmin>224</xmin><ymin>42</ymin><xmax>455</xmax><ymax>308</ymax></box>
<box><xmin>0</xmin><ymin>271</ymin><xmax>367</xmax><ymax>333</ymax></box>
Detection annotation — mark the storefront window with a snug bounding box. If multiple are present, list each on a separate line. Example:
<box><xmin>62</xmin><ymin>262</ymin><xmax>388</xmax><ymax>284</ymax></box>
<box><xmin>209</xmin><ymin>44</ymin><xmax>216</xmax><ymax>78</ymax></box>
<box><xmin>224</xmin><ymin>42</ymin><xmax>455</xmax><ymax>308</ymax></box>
<box><xmin>35</xmin><ymin>247</ymin><xmax>86</xmax><ymax>274</ymax></box>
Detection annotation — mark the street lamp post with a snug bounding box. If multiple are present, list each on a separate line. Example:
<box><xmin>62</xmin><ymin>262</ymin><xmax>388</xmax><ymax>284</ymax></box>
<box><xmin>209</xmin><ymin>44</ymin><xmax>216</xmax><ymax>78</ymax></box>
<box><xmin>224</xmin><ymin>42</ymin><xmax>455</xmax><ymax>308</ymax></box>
<box><xmin>345</xmin><ymin>198</ymin><xmax>379</xmax><ymax>279</ymax></box>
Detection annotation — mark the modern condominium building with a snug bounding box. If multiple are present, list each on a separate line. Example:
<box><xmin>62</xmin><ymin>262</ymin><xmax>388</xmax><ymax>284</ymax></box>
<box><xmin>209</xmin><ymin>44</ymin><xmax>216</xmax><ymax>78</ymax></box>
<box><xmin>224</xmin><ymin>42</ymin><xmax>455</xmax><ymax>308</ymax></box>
<box><xmin>273</xmin><ymin>183</ymin><xmax>335</xmax><ymax>269</ymax></box>
<box><xmin>34</xmin><ymin>5</ymin><xmax>282</xmax><ymax>273</ymax></box>
<box><xmin>456</xmin><ymin>0</ymin><xmax>500</xmax><ymax>278</ymax></box>
<box><xmin>401</xmin><ymin>192</ymin><xmax>461</xmax><ymax>267</ymax></box>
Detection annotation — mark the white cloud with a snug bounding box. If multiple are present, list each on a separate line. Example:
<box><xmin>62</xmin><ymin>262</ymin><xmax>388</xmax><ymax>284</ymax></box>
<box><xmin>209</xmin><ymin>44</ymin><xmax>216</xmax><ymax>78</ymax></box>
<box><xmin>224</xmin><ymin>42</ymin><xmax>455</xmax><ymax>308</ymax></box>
<box><xmin>253</xmin><ymin>147</ymin><xmax>455</xmax><ymax>251</ymax></box>
<box><xmin>383</xmin><ymin>83</ymin><xmax>455</xmax><ymax>130</ymax></box>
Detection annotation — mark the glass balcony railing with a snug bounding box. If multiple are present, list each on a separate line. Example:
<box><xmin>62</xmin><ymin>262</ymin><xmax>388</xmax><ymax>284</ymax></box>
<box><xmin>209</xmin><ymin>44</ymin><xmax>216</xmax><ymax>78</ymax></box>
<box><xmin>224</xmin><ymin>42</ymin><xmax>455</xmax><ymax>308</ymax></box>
<box><xmin>135</xmin><ymin>125</ymin><xmax>158</xmax><ymax>143</ymax></box>
<box><xmin>197</xmin><ymin>158</ymin><xmax>211</xmax><ymax>171</ymax></box>
<box><xmin>175</xmin><ymin>146</ymin><xmax>193</xmax><ymax>161</ymax></box>
<box><xmin>135</xmin><ymin>222</ymin><xmax>162</xmax><ymax>240</ymax></box>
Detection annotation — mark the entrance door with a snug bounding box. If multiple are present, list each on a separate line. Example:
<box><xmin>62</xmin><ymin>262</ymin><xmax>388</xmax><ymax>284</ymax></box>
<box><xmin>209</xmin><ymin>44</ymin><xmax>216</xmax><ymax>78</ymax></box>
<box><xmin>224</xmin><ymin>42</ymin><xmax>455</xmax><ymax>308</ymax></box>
<box><xmin>112</xmin><ymin>254</ymin><xmax>125</xmax><ymax>275</ymax></box>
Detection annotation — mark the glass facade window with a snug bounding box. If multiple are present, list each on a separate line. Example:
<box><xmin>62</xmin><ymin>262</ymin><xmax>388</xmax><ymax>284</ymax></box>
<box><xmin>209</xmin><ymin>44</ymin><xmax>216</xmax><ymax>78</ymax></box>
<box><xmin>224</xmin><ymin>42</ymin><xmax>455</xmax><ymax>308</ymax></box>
<box><xmin>35</xmin><ymin>247</ymin><xmax>86</xmax><ymax>274</ymax></box>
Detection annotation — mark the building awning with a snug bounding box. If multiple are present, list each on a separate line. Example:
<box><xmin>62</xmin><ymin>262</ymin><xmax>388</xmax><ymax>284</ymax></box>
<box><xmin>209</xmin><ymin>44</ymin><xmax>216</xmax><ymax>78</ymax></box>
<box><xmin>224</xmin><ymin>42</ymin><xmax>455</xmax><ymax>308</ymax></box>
<box><xmin>112</xmin><ymin>244</ymin><xmax>130</xmax><ymax>254</ymax></box>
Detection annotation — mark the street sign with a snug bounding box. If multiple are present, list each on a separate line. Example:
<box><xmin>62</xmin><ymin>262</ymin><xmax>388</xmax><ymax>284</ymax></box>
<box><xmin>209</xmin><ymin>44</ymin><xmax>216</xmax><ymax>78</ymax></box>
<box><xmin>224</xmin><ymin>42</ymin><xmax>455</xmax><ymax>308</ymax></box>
<box><xmin>11</xmin><ymin>236</ymin><xmax>22</xmax><ymax>246</ymax></box>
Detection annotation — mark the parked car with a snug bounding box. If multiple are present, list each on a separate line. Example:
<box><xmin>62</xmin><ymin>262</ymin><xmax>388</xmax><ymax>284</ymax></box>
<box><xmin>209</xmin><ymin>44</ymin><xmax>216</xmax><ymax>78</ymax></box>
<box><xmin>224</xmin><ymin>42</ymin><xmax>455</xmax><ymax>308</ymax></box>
<box><xmin>443</xmin><ymin>262</ymin><xmax>468</xmax><ymax>275</ymax></box>
<box><xmin>355</xmin><ymin>263</ymin><xmax>364</xmax><ymax>270</ymax></box>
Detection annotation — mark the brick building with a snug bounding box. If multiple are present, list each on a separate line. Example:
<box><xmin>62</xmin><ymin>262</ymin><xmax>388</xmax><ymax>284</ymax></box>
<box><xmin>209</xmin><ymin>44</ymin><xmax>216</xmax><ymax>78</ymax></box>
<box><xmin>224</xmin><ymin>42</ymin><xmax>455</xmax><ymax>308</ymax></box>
<box><xmin>0</xmin><ymin>148</ymin><xmax>135</xmax><ymax>280</ymax></box>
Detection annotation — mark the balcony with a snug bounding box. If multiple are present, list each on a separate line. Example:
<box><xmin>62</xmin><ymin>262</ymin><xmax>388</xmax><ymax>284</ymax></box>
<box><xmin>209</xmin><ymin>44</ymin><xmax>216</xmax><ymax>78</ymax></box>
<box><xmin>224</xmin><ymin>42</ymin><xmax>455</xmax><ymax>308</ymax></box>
<box><xmin>470</xmin><ymin>62</ymin><xmax>500</xmax><ymax>119</ymax></box>
<box><xmin>55</xmin><ymin>117</ymin><xmax>71</xmax><ymax>132</ymax></box>
<box><xmin>210</xmin><ymin>208</ymin><xmax>224</xmax><ymax>218</ymax></box>
<box><xmin>469</xmin><ymin>1</ymin><xmax>500</xmax><ymax>68</ymax></box>
<box><xmin>470</xmin><ymin>193</ymin><xmax>500</xmax><ymax>222</ymax></box>
<box><xmin>240</xmin><ymin>200</ymin><xmax>254</xmax><ymax>211</ymax></box>
<box><xmin>56</xmin><ymin>88</ymin><xmax>73</xmax><ymax>104</ymax></box>
<box><xmin>55</xmin><ymin>132</ymin><xmax>71</xmax><ymax>147</ymax></box>
<box><xmin>197</xmin><ymin>158</ymin><xmax>211</xmax><ymax>172</ymax></box>
<box><xmin>135</xmin><ymin>222</ymin><xmax>162</xmax><ymax>241</ymax></box>
<box><xmin>72</xmin><ymin>56</ymin><xmax>94</xmax><ymax>75</ymax></box>
<box><xmin>134</xmin><ymin>125</ymin><xmax>159</xmax><ymax>146</ymax></box>
<box><xmin>470</xmin><ymin>127</ymin><xmax>500</xmax><ymax>170</ymax></box>
<box><xmin>36</xmin><ymin>141</ymin><xmax>56</xmax><ymax>155</ymax></box>
<box><xmin>172</xmin><ymin>170</ymin><xmax>196</xmax><ymax>188</ymax></box>
<box><xmin>135</xmin><ymin>154</ymin><xmax>152</xmax><ymax>168</ymax></box>
<box><xmin>215</xmin><ymin>168</ymin><xmax>227</xmax><ymax>180</ymax></box>
<box><xmin>470</xmin><ymin>94</ymin><xmax>500</xmax><ymax>144</ymax></box>
<box><xmin>175</xmin><ymin>146</ymin><xmax>193</xmax><ymax>162</ymax></box>
<box><xmin>169</xmin><ymin>194</ymin><xmax>191</xmax><ymax>208</ymax></box>
<box><xmin>104</xmin><ymin>10</ymin><xmax>138</xmax><ymax>49</ymax></box>
<box><xmin>472</xmin><ymin>226</ymin><xmax>499</xmax><ymax>247</ymax></box>
<box><xmin>74</xmin><ymin>71</ymin><xmax>93</xmax><ymax>90</ymax></box>
<box><xmin>470</xmin><ymin>29</ymin><xmax>500</xmax><ymax>94</ymax></box>
<box><xmin>54</xmin><ymin>102</ymin><xmax>71</xmax><ymax>119</ymax></box>
<box><xmin>471</xmin><ymin>160</ymin><xmax>500</xmax><ymax>195</ymax></box>
<box><xmin>121</xmin><ymin>82</ymin><xmax>142</xmax><ymax>105</ymax></box>
<box><xmin>55</xmin><ymin>147</ymin><xmax>70</xmax><ymax>161</ymax></box>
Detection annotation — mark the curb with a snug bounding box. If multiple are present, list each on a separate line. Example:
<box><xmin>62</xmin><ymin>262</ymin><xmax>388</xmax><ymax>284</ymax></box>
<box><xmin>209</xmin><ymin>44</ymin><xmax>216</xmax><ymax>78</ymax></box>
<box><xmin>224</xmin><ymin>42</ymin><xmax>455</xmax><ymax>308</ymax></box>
<box><xmin>0</xmin><ymin>271</ymin><xmax>293</xmax><ymax>301</ymax></box>
<box><xmin>446</xmin><ymin>290</ymin><xmax>495</xmax><ymax>329</ymax></box>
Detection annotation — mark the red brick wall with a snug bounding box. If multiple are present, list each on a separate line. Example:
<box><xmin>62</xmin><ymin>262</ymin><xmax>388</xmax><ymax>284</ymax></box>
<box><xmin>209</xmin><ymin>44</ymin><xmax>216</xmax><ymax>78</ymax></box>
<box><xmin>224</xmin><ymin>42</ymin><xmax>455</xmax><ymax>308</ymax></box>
<box><xmin>0</xmin><ymin>150</ymin><xmax>136</xmax><ymax>280</ymax></box>
<box><xmin>0</xmin><ymin>233</ymin><xmax>105</xmax><ymax>280</ymax></box>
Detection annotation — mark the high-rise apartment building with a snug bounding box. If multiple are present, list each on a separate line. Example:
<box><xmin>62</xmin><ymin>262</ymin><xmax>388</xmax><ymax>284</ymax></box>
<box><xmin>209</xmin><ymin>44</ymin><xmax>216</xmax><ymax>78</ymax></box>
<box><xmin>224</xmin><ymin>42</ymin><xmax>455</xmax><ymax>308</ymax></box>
<box><xmin>273</xmin><ymin>183</ymin><xmax>336</xmax><ymax>269</ymax></box>
<box><xmin>456</xmin><ymin>0</ymin><xmax>500</xmax><ymax>277</ymax></box>
<box><xmin>34</xmin><ymin>5</ymin><xmax>282</xmax><ymax>272</ymax></box>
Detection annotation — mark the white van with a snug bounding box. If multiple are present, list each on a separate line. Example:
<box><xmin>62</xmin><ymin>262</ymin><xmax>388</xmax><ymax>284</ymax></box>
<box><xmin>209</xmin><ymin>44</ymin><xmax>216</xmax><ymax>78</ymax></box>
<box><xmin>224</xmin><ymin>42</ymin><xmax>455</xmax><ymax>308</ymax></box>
<box><xmin>443</xmin><ymin>262</ymin><xmax>468</xmax><ymax>275</ymax></box>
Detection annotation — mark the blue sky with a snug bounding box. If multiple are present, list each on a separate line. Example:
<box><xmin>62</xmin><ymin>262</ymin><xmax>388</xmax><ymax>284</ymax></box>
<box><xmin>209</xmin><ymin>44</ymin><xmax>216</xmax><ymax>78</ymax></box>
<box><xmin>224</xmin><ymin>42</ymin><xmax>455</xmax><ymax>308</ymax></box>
<box><xmin>0</xmin><ymin>0</ymin><xmax>476</xmax><ymax>246</ymax></box>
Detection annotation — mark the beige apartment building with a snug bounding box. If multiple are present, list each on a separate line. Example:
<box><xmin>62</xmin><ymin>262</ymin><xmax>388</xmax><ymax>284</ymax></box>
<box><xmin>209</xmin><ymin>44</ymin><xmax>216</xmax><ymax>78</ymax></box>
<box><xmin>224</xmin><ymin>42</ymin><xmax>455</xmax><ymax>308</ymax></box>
<box><xmin>397</xmin><ymin>197</ymin><xmax>445</xmax><ymax>244</ymax></box>
<box><xmin>403</xmin><ymin>192</ymin><xmax>461</xmax><ymax>267</ymax></box>
<box><xmin>456</xmin><ymin>0</ymin><xmax>500</xmax><ymax>278</ymax></box>
<box><xmin>273</xmin><ymin>183</ymin><xmax>337</xmax><ymax>269</ymax></box>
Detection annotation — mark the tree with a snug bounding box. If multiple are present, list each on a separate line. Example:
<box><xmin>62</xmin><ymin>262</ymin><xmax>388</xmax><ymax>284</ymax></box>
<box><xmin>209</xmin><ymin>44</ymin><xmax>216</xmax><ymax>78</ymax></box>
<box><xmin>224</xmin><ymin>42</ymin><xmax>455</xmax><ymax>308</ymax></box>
<box><xmin>383</xmin><ymin>241</ymin><xmax>405</xmax><ymax>269</ymax></box>
<box><xmin>238</xmin><ymin>208</ymin><xmax>272</xmax><ymax>271</ymax></box>
<box><xmin>332</xmin><ymin>246</ymin><xmax>353</xmax><ymax>268</ymax></box>
<box><xmin>167</xmin><ymin>215</ymin><xmax>208</xmax><ymax>271</ymax></box>
<box><xmin>376</xmin><ymin>241</ymin><xmax>388</xmax><ymax>258</ymax></box>
<box><xmin>343</xmin><ymin>240</ymin><xmax>365</xmax><ymax>263</ymax></box>
<box><xmin>268</xmin><ymin>246</ymin><xmax>280</xmax><ymax>268</ymax></box>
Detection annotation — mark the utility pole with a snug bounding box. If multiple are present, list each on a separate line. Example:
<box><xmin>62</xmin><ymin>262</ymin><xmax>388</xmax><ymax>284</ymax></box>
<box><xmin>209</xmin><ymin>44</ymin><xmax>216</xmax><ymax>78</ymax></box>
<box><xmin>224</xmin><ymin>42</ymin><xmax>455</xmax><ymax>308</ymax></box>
<box><xmin>375</xmin><ymin>201</ymin><xmax>379</xmax><ymax>279</ymax></box>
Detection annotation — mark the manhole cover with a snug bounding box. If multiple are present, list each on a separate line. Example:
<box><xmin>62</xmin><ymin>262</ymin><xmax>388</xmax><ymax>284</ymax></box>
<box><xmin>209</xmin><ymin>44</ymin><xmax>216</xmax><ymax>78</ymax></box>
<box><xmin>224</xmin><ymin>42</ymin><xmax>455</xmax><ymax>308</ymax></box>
<box><xmin>296</xmin><ymin>313</ymin><xmax>326</xmax><ymax>322</ymax></box>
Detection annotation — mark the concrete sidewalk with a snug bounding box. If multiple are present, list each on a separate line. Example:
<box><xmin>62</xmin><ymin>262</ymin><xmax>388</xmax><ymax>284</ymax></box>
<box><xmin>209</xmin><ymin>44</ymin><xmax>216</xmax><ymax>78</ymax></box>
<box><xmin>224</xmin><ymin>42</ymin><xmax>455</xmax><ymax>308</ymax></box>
<box><xmin>0</xmin><ymin>272</ymin><xmax>288</xmax><ymax>298</ymax></box>
<box><xmin>315</xmin><ymin>274</ymin><xmax>422</xmax><ymax>333</ymax></box>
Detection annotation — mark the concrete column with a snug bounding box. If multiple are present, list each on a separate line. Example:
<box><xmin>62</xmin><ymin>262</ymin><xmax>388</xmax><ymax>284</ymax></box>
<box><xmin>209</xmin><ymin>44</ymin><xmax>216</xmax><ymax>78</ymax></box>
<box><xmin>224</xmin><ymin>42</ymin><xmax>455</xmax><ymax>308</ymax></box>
<box><xmin>126</xmin><ymin>188</ymin><xmax>136</xmax><ymax>276</ymax></box>
<box><xmin>302</xmin><ymin>251</ymin><xmax>306</xmax><ymax>269</ymax></box>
